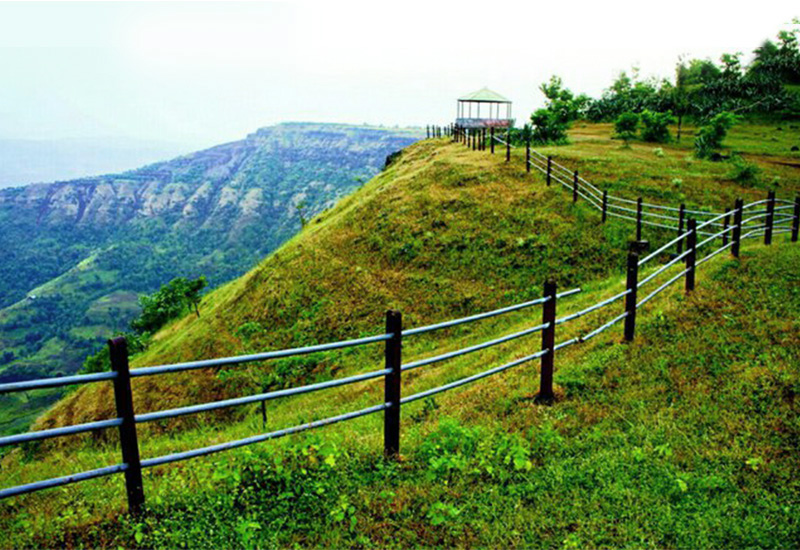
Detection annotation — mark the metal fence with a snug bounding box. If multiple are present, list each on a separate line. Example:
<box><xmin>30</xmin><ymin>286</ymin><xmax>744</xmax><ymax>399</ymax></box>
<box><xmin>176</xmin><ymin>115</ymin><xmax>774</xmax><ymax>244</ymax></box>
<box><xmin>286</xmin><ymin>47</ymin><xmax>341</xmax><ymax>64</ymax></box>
<box><xmin>1</xmin><ymin>128</ymin><xmax>798</xmax><ymax>515</ymax></box>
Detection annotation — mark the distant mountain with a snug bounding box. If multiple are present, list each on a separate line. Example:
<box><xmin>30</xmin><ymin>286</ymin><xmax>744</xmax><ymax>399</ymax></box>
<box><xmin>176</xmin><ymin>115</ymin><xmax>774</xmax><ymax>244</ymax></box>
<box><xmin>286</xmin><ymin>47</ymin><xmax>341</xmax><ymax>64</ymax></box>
<box><xmin>0</xmin><ymin>137</ymin><xmax>191</xmax><ymax>189</ymax></box>
<box><xmin>0</xmin><ymin>123</ymin><xmax>421</xmax><ymax>416</ymax></box>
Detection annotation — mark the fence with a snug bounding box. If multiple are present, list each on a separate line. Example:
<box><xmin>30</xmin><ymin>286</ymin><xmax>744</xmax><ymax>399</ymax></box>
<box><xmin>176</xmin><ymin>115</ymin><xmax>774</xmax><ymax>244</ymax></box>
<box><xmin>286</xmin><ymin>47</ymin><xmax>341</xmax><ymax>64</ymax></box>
<box><xmin>1</xmin><ymin>127</ymin><xmax>798</xmax><ymax>515</ymax></box>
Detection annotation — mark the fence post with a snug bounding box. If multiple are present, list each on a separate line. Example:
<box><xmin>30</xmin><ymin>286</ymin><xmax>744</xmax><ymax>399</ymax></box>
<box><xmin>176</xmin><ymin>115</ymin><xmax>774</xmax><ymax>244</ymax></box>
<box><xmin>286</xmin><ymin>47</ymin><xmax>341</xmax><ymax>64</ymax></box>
<box><xmin>636</xmin><ymin>197</ymin><xmax>643</xmax><ymax>242</ymax></box>
<box><xmin>602</xmin><ymin>191</ymin><xmax>608</xmax><ymax>223</ymax></box>
<box><xmin>764</xmin><ymin>190</ymin><xmax>775</xmax><ymax>245</ymax></box>
<box><xmin>482</xmin><ymin>128</ymin><xmax>486</xmax><ymax>151</ymax></box>
<box><xmin>383</xmin><ymin>310</ymin><xmax>402</xmax><ymax>458</ymax></box>
<box><xmin>572</xmin><ymin>171</ymin><xmax>579</xmax><ymax>203</ymax></box>
<box><xmin>623</xmin><ymin>246</ymin><xmax>639</xmax><ymax>342</ymax></box>
<box><xmin>109</xmin><ymin>337</ymin><xmax>145</xmax><ymax>514</ymax></box>
<box><xmin>505</xmin><ymin>130</ymin><xmax>511</xmax><ymax>162</ymax></box>
<box><xmin>546</xmin><ymin>156</ymin><xmax>552</xmax><ymax>186</ymax></box>
<box><xmin>732</xmin><ymin>198</ymin><xmax>743</xmax><ymax>258</ymax></box>
<box><xmin>526</xmin><ymin>137</ymin><xmax>531</xmax><ymax>173</ymax></box>
<box><xmin>490</xmin><ymin>127</ymin><xmax>495</xmax><ymax>154</ymax></box>
<box><xmin>426</xmin><ymin>125</ymin><xmax>430</xmax><ymax>139</ymax></box>
<box><xmin>793</xmin><ymin>196</ymin><xmax>799</xmax><ymax>243</ymax></box>
<box><xmin>722</xmin><ymin>213</ymin><xmax>730</xmax><ymax>247</ymax></box>
<box><xmin>536</xmin><ymin>280</ymin><xmax>557</xmax><ymax>404</ymax></box>
<box><xmin>685</xmin><ymin>219</ymin><xmax>697</xmax><ymax>292</ymax></box>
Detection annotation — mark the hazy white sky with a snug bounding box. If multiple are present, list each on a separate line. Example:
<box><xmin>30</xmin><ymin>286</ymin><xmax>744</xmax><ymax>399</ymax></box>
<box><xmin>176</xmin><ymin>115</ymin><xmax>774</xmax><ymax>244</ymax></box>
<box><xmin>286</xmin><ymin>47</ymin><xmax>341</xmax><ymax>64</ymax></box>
<box><xmin>0</xmin><ymin>1</ymin><xmax>797</xmax><ymax>149</ymax></box>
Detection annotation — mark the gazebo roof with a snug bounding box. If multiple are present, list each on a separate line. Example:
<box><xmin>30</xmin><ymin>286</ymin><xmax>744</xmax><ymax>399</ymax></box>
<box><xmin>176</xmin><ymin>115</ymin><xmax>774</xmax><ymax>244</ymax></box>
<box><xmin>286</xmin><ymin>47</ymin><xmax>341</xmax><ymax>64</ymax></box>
<box><xmin>458</xmin><ymin>87</ymin><xmax>511</xmax><ymax>103</ymax></box>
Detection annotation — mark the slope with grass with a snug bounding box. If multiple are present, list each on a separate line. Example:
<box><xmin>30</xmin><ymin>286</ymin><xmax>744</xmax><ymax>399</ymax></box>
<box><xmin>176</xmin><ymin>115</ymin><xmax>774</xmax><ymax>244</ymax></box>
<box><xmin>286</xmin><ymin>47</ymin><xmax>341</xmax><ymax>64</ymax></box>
<box><xmin>1</xmin><ymin>124</ymin><xmax>798</xmax><ymax>548</ymax></box>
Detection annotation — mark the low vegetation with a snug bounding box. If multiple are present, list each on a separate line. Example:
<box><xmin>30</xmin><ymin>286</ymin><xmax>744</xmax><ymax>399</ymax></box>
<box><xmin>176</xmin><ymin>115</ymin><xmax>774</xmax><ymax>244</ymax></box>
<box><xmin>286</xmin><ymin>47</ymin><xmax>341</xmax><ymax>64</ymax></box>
<box><xmin>1</xmin><ymin>117</ymin><xmax>798</xmax><ymax>547</ymax></box>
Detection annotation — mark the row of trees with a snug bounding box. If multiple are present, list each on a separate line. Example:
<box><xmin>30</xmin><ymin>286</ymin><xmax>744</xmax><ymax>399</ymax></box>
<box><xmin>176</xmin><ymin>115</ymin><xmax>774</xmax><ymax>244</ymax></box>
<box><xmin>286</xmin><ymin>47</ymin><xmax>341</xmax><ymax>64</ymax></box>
<box><xmin>527</xmin><ymin>21</ymin><xmax>800</xmax><ymax>149</ymax></box>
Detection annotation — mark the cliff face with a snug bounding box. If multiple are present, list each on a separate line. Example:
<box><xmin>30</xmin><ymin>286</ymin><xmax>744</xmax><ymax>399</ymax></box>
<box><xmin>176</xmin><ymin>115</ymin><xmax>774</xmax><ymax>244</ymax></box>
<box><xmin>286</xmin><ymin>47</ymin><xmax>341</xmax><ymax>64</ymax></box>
<box><xmin>0</xmin><ymin>124</ymin><xmax>415</xmax><ymax>232</ymax></box>
<box><xmin>0</xmin><ymin>123</ymin><xmax>421</xmax><ymax>396</ymax></box>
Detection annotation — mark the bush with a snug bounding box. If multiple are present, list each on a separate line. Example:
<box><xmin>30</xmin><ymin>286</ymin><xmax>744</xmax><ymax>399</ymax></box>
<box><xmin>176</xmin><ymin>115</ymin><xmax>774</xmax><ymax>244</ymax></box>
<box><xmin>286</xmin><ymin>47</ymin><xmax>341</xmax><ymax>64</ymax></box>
<box><xmin>727</xmin><ymin>155</ymin><xmax>761</xmax><ymax>186</ymax></box>
<box><xmin>695</xmin><ymin>112</ymin><xmax>738</xmax><ymax>159</ymax></box>
<box><xmin>531</xmin><ymin>109</ymin><xmax>569</xmax><ymax>144</ymax></box>
<box><xmin>614</xmin><ymin>112</ymin><xmax>639</xmax><ymax>146</ymax></box>
<box><xmin>640</xmin><ymin>110</ymin><xmax>674</xmax><ymax>142</ymax></box>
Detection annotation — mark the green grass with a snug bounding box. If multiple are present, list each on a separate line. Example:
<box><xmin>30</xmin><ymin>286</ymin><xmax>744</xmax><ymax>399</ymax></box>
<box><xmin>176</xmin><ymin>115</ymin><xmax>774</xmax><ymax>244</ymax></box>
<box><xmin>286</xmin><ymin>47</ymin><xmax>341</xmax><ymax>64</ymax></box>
<box><xmin>1</xmin><ymin>123</ymin><xmax>798</xmax><ymax>548</ymax></box>
<box><xmin>2</xmin><ymin>241</ymin><xmax>797</xmax><ymax>549</ymax></box>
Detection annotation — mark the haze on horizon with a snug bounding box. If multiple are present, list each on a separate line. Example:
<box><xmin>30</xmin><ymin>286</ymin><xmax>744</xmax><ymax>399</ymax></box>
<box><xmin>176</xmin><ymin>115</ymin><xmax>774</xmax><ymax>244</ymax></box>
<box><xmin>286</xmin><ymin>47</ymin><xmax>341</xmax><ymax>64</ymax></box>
<box><xmin>1</xmin><ymin>1</ymin><xmax>797</xmax><ymax>153</ymax></box>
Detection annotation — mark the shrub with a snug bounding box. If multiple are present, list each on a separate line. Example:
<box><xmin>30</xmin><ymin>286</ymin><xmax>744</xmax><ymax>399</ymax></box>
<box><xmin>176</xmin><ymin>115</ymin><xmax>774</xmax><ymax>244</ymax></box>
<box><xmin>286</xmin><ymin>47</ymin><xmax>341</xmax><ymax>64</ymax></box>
<box><xmin>531</xmin><ymin>108</ymin><xmax>569</xmax><ymax>144</ymax></box>
<box><xmin>727</xmin><ymin>155</ymin><xmax>761</xmax><ymax>186</ymax></box>
<box><xmin>640</xmin><ymin>110</ymin><xmax>674</xmax><ymax>143</ymax></box>
<box><xmin>614</xmin><ymin>112</ymin><xmax>639</xmax><ymax>146</ymax></box>
<box><xmin>695</xmin><ymin>112</ymin><xmax>738</xmax><ymax>159</ymax></box>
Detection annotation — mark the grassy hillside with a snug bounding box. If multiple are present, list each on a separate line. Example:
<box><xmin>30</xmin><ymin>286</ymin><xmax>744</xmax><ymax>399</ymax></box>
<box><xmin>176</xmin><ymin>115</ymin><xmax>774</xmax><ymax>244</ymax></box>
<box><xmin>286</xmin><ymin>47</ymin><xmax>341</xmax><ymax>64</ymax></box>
<box><xmin>33</xmin><ymin>137</ymin><xmax>640</xmax><ymax>435</ymax></box>
<box><xmin>1</xmin><ymin>122</ymin><xmax>798</xmax><ymax>547</ymax></box>
<box><xmin>2</xmin><ymin>225</ymin><xmax>797</xmax><ymax>549</ymax></box>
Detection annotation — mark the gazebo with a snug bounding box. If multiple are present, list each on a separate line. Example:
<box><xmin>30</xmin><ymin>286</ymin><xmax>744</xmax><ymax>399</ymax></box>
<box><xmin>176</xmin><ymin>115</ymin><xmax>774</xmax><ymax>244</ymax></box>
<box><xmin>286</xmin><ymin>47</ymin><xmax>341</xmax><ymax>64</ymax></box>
<box><xmin>455</xmin><ymin>87</ymin><xmax>513</xmax><ymax>129</ymax></box>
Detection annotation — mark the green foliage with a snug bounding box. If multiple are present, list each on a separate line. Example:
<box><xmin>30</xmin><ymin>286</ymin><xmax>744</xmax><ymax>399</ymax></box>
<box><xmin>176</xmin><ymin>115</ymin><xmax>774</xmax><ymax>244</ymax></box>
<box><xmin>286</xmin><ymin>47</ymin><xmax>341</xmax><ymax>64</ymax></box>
<box><xmin>727</xmin><ymin>155</ymin><xmax>761</xmax><ymax>186</ymax></box>
<box><xmin>530</xmin><ymin>108</ymin><xmax>570</xmax><ymax>144</ymax></box>
<box><xmin>640</xmin><ymin>110</ymin><xmax>674</xmax><ymax>143</ymax></box>
<box><xmin>614</xmin><ymin>112</ymin><xmax>639</xmax><ymax>146</ymax></box>
<box><xmin>530</xmin><ymin>76</ymin><xmax>587</xmax><ymax>144</ymax></box>
<box><xmin>695</xmin><ymin>112</ymin><xmax>739</xmax><ymax>159</ymax></box>
<box><xmin>130</xmin><ymin>276</ymin><xmax>207</xmax><ymax>336</ymax></box>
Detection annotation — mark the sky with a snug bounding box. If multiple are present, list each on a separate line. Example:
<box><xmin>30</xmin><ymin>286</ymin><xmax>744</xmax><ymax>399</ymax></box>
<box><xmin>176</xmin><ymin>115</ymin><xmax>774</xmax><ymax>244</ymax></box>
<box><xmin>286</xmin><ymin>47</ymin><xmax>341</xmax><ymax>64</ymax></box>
<box><xmin>0</xmin><ymin>1</ymin><xmax>798</xmax><ymax>150</ymax></box>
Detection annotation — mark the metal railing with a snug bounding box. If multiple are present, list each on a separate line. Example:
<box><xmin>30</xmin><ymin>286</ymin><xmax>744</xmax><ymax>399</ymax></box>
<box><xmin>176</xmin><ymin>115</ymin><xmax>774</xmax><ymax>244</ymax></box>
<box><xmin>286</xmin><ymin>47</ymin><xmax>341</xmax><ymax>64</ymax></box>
<box><xmin>465</xmin><ymin>125</ymin><xmax>799</xmax><ymax>252</ymax></box>
<box><xmin>1</xmin><ymin>129</ymin><xmax>798</xmax><ymax>515</ymax></box>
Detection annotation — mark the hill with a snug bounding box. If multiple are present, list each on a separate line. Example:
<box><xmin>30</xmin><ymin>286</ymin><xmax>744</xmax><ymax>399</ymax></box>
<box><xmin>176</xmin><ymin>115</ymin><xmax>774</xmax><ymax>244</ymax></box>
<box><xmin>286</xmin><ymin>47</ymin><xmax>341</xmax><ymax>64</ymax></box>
<box><xmin>0</xmin><ymin>123</ymin><xmax>421</xmax><ymax>434</ymax></box>
<box><xmin>1</xmin><ymin>122</ymin><xmax>799</xmax><ymax>548</ymax></box>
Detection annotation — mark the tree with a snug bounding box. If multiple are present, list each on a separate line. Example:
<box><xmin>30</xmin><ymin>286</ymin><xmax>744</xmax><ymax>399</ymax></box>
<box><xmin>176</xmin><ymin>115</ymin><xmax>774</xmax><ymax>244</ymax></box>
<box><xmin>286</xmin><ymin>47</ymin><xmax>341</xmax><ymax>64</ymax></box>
<box><xmin>694</xmin><ymin>112</ymin><xmax>738</xmax><ymax>159</ymax></box>
<box><xmin>530</xmin><ymin>76</ymin><xmax>585</xmax><ymax>144</ymax></box>
<box><xmin>640</xmin><ymin>110</ymin><xmax>674</xmax><ymax>143</ymax></box>
<box><xmin>131</xmin><ymin>276</ymin><xmax>208</xmax><ymax>335</ymax></box>
<box><xmin>614</xmin><ymin>112</ymin><xmax>639</xmax><ymax>147</ymax></box>
<box><xmin>295</xmin><ymin>200</ymin><xmax>309</xmax><ymax>228</ymax></box>
<box><xmin>673</xmin><ymin>59</ymin><xmax>690</xmax><ymax>142</ymax></box>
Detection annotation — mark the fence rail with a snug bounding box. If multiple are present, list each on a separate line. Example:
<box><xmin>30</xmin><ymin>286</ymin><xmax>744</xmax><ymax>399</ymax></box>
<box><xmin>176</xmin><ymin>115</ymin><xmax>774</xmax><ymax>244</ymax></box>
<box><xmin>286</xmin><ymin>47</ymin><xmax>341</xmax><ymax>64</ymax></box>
<box><xmin>1</xmin><ymin>126</ymin><xmax>798</xmax><ymax>514</ymax></box>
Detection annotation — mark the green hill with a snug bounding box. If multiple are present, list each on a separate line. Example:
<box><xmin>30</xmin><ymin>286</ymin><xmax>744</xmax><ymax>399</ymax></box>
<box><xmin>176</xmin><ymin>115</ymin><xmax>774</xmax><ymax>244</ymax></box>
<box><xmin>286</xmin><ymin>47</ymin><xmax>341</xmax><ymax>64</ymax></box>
<box><xmin>1</xmin><ymin>122</ymin><xmax>799</xmax><ymax>548</ymax></box>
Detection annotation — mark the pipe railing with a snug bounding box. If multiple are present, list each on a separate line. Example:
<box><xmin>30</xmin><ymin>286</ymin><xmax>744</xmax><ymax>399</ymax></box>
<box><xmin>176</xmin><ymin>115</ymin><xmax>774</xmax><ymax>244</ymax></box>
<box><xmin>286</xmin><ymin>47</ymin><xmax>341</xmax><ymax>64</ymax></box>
<box><xmin>2</xmin><ymin>133</ymin><xmax>798</xmax><ymax>512</ymax></box>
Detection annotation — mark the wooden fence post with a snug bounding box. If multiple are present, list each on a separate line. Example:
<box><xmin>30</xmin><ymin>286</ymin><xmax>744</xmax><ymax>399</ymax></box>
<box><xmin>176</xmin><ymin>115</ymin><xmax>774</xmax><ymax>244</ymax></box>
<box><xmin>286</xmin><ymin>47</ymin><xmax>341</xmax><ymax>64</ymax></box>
<box><xmin>623</xmin><ymin>247</ymin><xmax>639</xmax><ymax>342</ymax></box>
<box><xmin>636</xmin><ymin>197</ymin><xmax>643</xmax><ymax>242</ymax></box>
<box><xmin>764</xmin><ymin>190</ymin><xmax>775</xmax><ymax>245</ymax></box>
<box><xmin>793</xmin><ymin>196</ymin><xmax>800</xmax><ymax>243</ymax></box>
<box><xmin>685</xmin><ymin>219</ymin><xmax>697</xmax><ymax>292</ymax></box>
<box><xmin>732</xmin><ymin>198</ymin><xmax>743</xmax><ymax>258</ymax></box>
<box><xmin>546</xmin><ymin>156</ymin><xmax>552</xmax><ymax>186</ymax></box>
<box><xmin>383</xmin><ymin>310</ymin><xmax>402</xmax><ymax>458</ymax></box>
<box><xmin>722</xmin><ymin>213</ymin><xmax>730</xmax><ymax>247</ymax></box>
<box><xmin>677</xmin><ymin>203</ymin><xmax>685</xmax><ymax>254</ymax></box>
<box><xmin>490</xmin><ymin>127</ymin><xmax>495</xmax><ymax>154</ymax></box>
<box><xmin>482</xmin><ymin>128</ymin><xmax>486</xmax><ymax>151</ymax></box>
<box><xmin>536</xmin><ymin>280</ymin><xmax>557</xmax><ymax>404</ymax></box>
<box><xmin>526</xmin><ymin>138</ymin><xmax>531</xmax><ymax>173</ymax></box>
<box><xmin>109</xmin><ymin>337</ymin><xmax>145</xmax><ymax>514</ymax></box>
<box><xmin>572</xmin><ymin>171</ymin><xmax>579</xmax><ymax>203</ymax></box>
<box><xmin>505</xmin><ymin>130</ymin><xmax>511</xmax><ymax>162</ymax></box>
<box><xmin>602</xmin><ymin>191</ymin><xmax>608</xmax><ymax>223</ymax></box>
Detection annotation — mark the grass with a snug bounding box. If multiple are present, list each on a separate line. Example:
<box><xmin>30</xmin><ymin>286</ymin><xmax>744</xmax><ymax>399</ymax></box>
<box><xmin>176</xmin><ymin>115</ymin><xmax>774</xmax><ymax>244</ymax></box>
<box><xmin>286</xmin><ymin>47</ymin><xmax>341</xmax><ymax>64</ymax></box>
<box><xmin>2</xmin><ymin>239</ymin><xmax>796</xmax><ymax>549</ymax></box>
<box><xmin>1</xmin><ymin>122</ymin><xmax>799</xmax><ymax>548</ymax></box>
